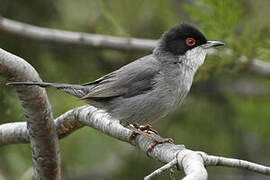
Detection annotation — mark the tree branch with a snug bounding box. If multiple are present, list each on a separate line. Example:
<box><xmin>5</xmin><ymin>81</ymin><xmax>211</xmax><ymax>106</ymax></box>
<box><xmin>0</xmin><ymin>122</ymin><xmax>29</xmax><ymax>145</ymax></box>
<box><xmin>238</xmin><ymin>56</ymin><xmax>270</xmax><ymax>78</ymax></box>
<box><xmin>204</xmin><ymin>153</ymin><xmax>270</xmax><ymax>175</ymax></box>
<box><xmin>0</xmin><ymin>16</ymin><xmax>270</xmax><ymax>78</ymax></box>
<box><xmin>192</xmin><ymin>78</ymin><xmax>270</xmax><ymax>97</ymax></box>
<box><xmin>179</xmin><ymin>150</ymin><xmax>208</xmax><ymax>180</ymax></box>
<box><xmin>0</xmin><ymin>107</ymin><xmax>84</xmax><ymax>146</ymax></box>
<box><xmin>0</xmin><ymin>17</ymin><xmax>157</xmax><ymax>51</ymax></box>
<box><xmin>0</xmin><ymin>105</ymin><xmax>209</xmax><ymax>179</ymax></box>
<box><xmin>1</xmin><ymin>104</ymin><xmax>270</xmax><ymax>179</ymax></box>
<box><xmin>144</xmin><ymin>158</ymin><xmax>178</xmax><ymax>180</ymax></box>
<box><xmin>0</xmin><ymin>48</ymin><xmax>60</xmax><ymax>180</ymax></box>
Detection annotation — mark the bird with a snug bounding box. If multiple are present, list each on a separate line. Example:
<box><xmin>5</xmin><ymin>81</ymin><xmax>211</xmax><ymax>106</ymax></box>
<box><xmin>8</xmin><ymin>24</ymin><xmax>224</xmax><ymax>132</ymax></box>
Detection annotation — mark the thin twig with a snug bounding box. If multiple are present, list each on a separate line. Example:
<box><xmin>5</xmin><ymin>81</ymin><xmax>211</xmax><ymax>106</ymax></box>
<box><xmin>144</xmin><ymin>158</ymin><xmax>177</xmax><ymax>180</ymax></box>
<box><xmin>204</xmin><ymin>154</ymin><xmax>270</xmax><ymax>175</ymax></box>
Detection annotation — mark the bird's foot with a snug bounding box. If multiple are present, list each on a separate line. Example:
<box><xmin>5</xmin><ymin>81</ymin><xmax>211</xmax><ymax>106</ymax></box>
<box><xmin>128</xmin><ymin>125</ymin><xmax>153</xmax><ymax>142</ymax></box>
<box><xmin>127</xmin><ymin>124</ymin><xmax>173</xmax><ymax>156</ymax></box>
<box><xmin>128</xmin><ymin>123</ymin><xmax>159</xmax><ymax>142</ymax></box>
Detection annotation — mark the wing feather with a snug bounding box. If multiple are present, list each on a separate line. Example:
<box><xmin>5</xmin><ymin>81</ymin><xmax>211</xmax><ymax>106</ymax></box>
<box><xmin>81</xmin><ymin>55</ymin><xmax>160</xmax><ymax>100</ymax></box>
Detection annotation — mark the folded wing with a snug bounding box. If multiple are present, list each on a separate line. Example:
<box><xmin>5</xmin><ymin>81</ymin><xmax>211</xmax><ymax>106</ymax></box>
<box><xmin>81</xmin><ymin>55</ymin><xmax>160</xmax><ymax>101</ymax></box>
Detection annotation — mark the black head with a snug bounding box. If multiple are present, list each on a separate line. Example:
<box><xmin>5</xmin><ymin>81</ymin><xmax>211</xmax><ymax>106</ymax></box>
<box><xmin>160</xmin><ymin>24</ymin><xmax>208</xmax><ymax>55</ymax></box>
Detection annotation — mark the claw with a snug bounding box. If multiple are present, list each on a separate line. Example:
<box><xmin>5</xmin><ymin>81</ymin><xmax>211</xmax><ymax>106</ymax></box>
<box><xmin>127</xmin><ymin>123</ymin><xmax>173</xmax><ymax>157</ymax></box>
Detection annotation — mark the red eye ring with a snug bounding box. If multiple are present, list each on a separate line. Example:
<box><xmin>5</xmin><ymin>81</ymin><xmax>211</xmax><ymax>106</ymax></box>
<box><xmin>186</xmin><ymin>38</ymin><xmax>196</xmax><ymax>46</ymax></box>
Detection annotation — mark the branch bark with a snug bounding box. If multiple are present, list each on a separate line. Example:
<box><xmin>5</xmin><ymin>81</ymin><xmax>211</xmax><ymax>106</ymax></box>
<box><xmin>204</xmin><ymin>153</ymin><xmax>270</xmax><ymax>175</ymax></box>
<box><xmin>0</xmin><ymin>48</ymin><xmax>60</xmax><ymax>180</ymax></box>
<box><xmin>0</xmin><ymin>109</ymin><xmax>83</xmax><ymax>147</ymax></box>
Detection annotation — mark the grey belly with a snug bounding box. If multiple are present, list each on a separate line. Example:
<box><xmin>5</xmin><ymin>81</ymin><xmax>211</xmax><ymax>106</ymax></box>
<box><xmin>106</xmin><ymin>90</ymin><xmax>177</xmax><ymax>126</ymax></box>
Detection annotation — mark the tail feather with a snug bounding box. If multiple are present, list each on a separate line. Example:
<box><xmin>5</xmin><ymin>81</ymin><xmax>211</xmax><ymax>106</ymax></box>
<box><xmin>7</xmin><ymin>82</ymin><xmax>56</xmax><ymax>87</ymax></box>
<box><xmin>7</xmin><ymin>81</ymin><xmax>89</xmax><ymax>98</ymax></box>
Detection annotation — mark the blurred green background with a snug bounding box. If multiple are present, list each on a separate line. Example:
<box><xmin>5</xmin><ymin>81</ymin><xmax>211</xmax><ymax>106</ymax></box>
<box><xmin>1</xmin><ymin>0</ymin><xmax>270</xmax><ymax>179</ymax></box>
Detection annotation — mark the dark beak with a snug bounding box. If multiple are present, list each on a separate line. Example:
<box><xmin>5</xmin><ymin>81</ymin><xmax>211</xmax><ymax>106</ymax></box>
<box><xmin>202</xmin><ymin>41</ymin><xmax>225</xmax><ymax>49</ymax></box>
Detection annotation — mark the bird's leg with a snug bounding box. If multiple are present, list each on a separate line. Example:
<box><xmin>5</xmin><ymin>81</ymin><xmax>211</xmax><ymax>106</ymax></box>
<box><xmin>128</xmin><ymin>123</ymin><xmax>141</xmax><ymax>142</ymax></box>
<box><xmin>129</xmin><ymin>130</ymin><xmax>138</xmax><ymax>142</ymax></box>
<box><xmin>132</xmin><ymin>123</ymin><xmax>140</xmax><ymax>129</ymax></box>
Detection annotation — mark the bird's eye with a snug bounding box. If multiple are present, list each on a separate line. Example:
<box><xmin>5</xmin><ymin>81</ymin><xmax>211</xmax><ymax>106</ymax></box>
<box><xmin>186</xmin><ymin>38</ymin><xmax>196</xmax><ymax>46</ymax></box>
